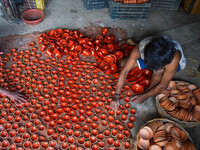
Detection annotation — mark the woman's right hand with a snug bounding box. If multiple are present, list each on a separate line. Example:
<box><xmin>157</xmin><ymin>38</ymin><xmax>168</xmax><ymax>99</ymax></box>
<box><xmin>7</xmin><ymin>89</ymin><xmax>27</xmax><ymax>105</ymax></box>
<box><xmin>110</xmin><ymin>94</ymin><xmax>120</xmax><ymax>111</ymax></box>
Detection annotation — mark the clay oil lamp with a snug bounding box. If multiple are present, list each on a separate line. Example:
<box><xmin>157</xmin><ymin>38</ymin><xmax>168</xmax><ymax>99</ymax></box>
<box><xmin>23</xmin><ymin>141</ymin><xmax>32</xmax><ymax>148</ymax></box>
<box><xmin>0</xmin><ymin>131</ymin><xmax>8</xmax><ymax>138</ymax></box>
<box><xmin>104</xmin><ymin>130</ymin><xmax>110</xmax><ymax>137</ymax></box>
<box><xmin>14</xmin><ymin>136</ymin><xmax>22</xmax><ymax>144</ymax></box>
<box><xmin>138</xmin><ymin>127</ymin><xmax>152</xmax><ymax>140</ymax></box>
<box><xmin>2</xmin><ymin>140</ymin><xmax>10</xmax><ymax>148</ymax></box>
<box><xmin>32</xmin><ymin>142</ymin><xmax>40</xmax><ymax>149</ymax></box>
<box><xmin>8</xmin><ymin>130</ymin><xmax>17</xmax><ymax>139</ymax></box>
<box><xmin>137</xmin><ymin>138</ymin><xmax>150</xmax><ymax>149</ymax></box>
<box><xmin>49</xmin><ymin>140</ymin><xmax>57</xmax><ymax>148</ymax></box>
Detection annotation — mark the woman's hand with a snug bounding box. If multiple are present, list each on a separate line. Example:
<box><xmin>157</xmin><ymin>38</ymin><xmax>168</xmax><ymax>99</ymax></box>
<box><xmin>131</xmin><ymin>94</ymin><xmax>148</xmax><ymax>104</ymax></box>
<box><xmin>110</xmin><ymin>95</ymin><xmax>120</xmax><ymax>111</ymax></box>
<box><xmin>7</xmin><ymin>89</ymin><xmax>27</xmax><ymax>105</ymax></box>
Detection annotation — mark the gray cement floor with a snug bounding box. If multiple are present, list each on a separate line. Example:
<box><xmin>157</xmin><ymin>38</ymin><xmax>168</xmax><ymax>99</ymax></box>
<box><xmin>0</xmin><ymin>0</ymin><xmax>200</xmax><ymax>149</ymax></box>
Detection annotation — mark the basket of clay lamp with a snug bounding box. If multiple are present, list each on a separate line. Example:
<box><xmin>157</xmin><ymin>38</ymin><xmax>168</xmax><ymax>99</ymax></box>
<box><xmin>156</xmin><ymin>80</ymin><xmax>200</xmax><ymax>128</ymax></box>
<box><xmin>135</xmin><ymin>118</ymin><xmax>196</xmax><ymax>150</ymax></box>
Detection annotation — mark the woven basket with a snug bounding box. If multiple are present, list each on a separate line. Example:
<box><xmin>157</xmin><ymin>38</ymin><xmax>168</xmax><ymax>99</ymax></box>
<box><xmin>156</xmin><ymin>81</ymin><xmax>200</xmax><ymax>128</ymax></box>
<box><xmin>135</xmin><ymin>118</ymin><xmax>194</xmax><ymax>150</ymax></box>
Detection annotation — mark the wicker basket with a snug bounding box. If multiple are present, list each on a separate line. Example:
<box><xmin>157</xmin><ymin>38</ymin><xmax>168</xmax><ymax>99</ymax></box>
<box><xmin>135</xmin><ymin>118</ymin><xmax>194</xmax><ymax>150</ymax></box>
<box><xmin>156</xmin><ymin>81</ymin><xmax>200</xmax><ymax>128</ymax></box>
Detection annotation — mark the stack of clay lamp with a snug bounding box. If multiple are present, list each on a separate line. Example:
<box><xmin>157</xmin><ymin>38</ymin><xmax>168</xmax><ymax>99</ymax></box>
<box><xmin>137</xmin><ymin>120</ymin><xmax>195</xmax><ymax>150</ymax></box>
<box><xmin>0</xmin><ymin>29</ymin><xmax>138</xmax><ymax>149</ymax></box>
<box><xmin>157</xmin><ymin>81</ymin><xmax>200</xmax><ymax>122</ymax></box>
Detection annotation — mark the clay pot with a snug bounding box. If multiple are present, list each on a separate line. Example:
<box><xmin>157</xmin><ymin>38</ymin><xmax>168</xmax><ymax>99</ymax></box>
<box><xmin>138</xmin><ymin>138</ymin><xmax>150</xmax><ymax>149</ymax></box>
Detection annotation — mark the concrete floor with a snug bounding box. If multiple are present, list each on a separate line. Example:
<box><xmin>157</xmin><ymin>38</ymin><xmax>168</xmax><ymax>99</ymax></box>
<box><xmin>0</xmin><ymin>0</ymin><xmax>200</xmax><ymax>149</ymax></box>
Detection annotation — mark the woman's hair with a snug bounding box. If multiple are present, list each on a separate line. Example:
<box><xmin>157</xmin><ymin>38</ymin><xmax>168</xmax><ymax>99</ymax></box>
<box><xmin>144</xmin><ymin>37</ymin><xmax>176</xmax><ymax>70</ymax></box>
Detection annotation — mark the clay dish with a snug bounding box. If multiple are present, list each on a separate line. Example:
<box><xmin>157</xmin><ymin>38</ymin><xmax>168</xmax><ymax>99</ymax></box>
<box><xmin>178</xmin><ymin>102</ymin><xmax>191</xmax><ymax>110</ymax></box>
<box><xmin>138</xmin><ymin>128</ymin><xmax>151</xmax><ymax>140</ymax></box>
<box><xmin>149</xmin><ymin>144</ymin><xmax>162</xmax><ymax>150</ymax></box>
<box><xmin>172</xmin><ymin>138</ymin><xmax>182</xmax><ymax>149</ymax></box>
<box><xmin>171</xmin><ymin>127</ymin><xmax>183</xmax><ymax>140</ymax></box>
<box><xmin>187</xmin><ymin>84</ymin><xmax>198</xmax><ymax>91</ymax></box>
<box><xmin>163</xmin><ymin>144</ymin><xmax>179</xmax><ymax>150</ymax></box>
<box><xmin>143</xmin><ymin>126</ymin><xmax>154</xmax><ymax>138</ymax></box>
<box><xmin>158</xmin><ymin>95</ymin><xmax>169</xmax><ymax>103</ymax></box>
<box><xmin>193</xmin><ymin>108</ymin><xmax>200</xmax><ymax>121</ymax></box>
<box><xmin>156</xmin><ymin>140</ymin><xmax>168</xmax><ymax>147</ymax></box>
<box><xmin>192</xmin><ymin>89</ymin><xmax>200</xmax><ymax>100</ymax></box>
<box><xmin>176</xmin><ymin>81</ymin><xmax>187</xmax><ymax>91</ymax></box>
<box><xmin>168</xmin><ymin>108</ymin><xmax>179</xmax><ymax>116</ymax></box>
<box><xmin>157</xmin><ymin>94</ymin><xmax>167</xmax><ymax>102</ymax></box>
<box><xmin>192</xmin><ymin>112</ymin><xmax>200</xmax><ymax>121</ymax></box>
<box><xmin>187</xmin><ymin>111</ymin><xmax>193</xmax><ymax>122</ymax></box>
<box><xmin>154</xmin><ymin>131</ymin><xmax>166</xmax><ymax>139</ymax></box>
<box><xmin>180</xmin><ymin>130</ymin><xmax>188</xmax><ymax>143</ymax></box>
<box><xmin>189</xmin><ymin>96</ymin><xmax>197</xmax><ymax>106</ymax></box>
<box><xmin>146</xmin><ymin>121</ymin><xmax>163</xmax><ymax>133</ymax></box>
<box><xmin>155</xmin><ymin>121</ymin><xmax>164</xmax><ymax>131</ymax></box>
<box><xmin>165</xmin><ymin>123</ymin><xmax>175</xmax><ymax>133</ymax></box>
<box><xmin>181</xmin><ymin>88</ymin><xmax>192</xmax><ymax>95</ymax></box>
<box><xmin>181</xmin><ymin>141</ymin><xmax>196</xmax><ymax>150</ymax></box>
<box><xmin>176</xmin><ymin>95</ymin><xmax>188</xmax><ymax>102</ymax></box>
<box><xmin>165</xmin><ymin>102</ymin><xmax>176</xmax><ymax>112</ymax></box>
<box><xmin>170</xmin><ymin>90</ymin><xmax>181</xmax><ymax>97</ymax></box>
<box><xmin>177</xmin><ymin>109</ymin><xmax>186</xmax><ymax>121</ymax></box>
<box><xmin>160</xmin><ymin>100</ymin><xmax>175</xmax><ymax>112</ymax></box>
<box><xmin>138</xmin><ymin>138</ymin><xmax>150</xmax><ymax>150</ymax></box>
<box><xmin>166</xmin><ymin>133</ymin><xmax>173</xmax><ymax>141</ymax></box>
<box><xmin>162</xmin><ymin>90</ymin><xmax>170</xmax><ymax>96</ymax></box>
<box><xmin>185</xmin><ymin>141</ymin><xmax>196</xmax><ymax>150</ymax></box>
<box><xmin>169</xmin><ymin>97</ymin><xmax>178</xmax><ymax>107</ymax></box>
<box><xmin>182</xmin><ymin>110</ymin><xmax>190</xmax><ymax>122</ymax></box>
<box><xmin>156</xmin><ymin>125</ymin><xmax>165</xmax><ymax>131</ymax></box>
<box><xmin>154</xmin><ymin>136</ymin><xmax>167</xmax><ymax>143</ymax></box>
<box><xmin>167</xmin><ymin>81</ymin><xmax>177</xmax><ymax>90</ymax></box>
<box><xmin>194</xmin><ymin>105</ymin><xmax>200</xmax><ymax>113</ymax></box>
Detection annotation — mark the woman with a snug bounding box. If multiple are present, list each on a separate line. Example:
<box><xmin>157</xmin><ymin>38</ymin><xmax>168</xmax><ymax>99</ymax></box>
<box><xmin>110</xmin><ymin>36</ymin><xmax>186</xmax><ymax>111</ymax></box>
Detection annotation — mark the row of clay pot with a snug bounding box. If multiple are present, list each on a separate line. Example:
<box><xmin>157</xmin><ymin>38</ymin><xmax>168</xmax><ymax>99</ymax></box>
<box><xmin>158</xmin><ymin>81</ymin><xmax>200</xmax><ymax>122</ymax></box>
<box><xmin>137</xmin><ymin>120</ymin><xmax>195</xmax><ymax>150</ymax></box>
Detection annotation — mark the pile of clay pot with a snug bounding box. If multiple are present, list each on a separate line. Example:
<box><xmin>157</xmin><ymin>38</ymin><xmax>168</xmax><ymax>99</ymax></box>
<box><xmin>157</xmin><ymin>81</ymin><xmax>200</xmax><ymax>122</ymax></box>
<box><xmin>38</xmin><ymin>28</ymin><xmax>134</xmax><ymax>75</ymax></box>
<box><xmin>137</xmin><ymin>120</ymin><xmax>195</xmax><ymax>150</ymax></box>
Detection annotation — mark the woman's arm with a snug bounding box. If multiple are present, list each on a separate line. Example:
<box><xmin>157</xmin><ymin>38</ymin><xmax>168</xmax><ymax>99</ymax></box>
<box><xmin>144</xmin><ymin>69</ymin><xmax>164</xmax><ymax>92</ymax></box>
<box><xmin>0</xmin><ymin>87</ymin><xmax>26</xmax><ymax>105</ymax></box>
<box><xmin>110</xmin><ymin>44</ymin><xmax>140</xmax><ymax>110</ymax></box>
<box><xmin>131</xmin><ymin>51</ymin><xmax>181</xmax><ymax>103</ymax></box>
<box><xmin>115</xmin><ymin>44</ymin><xmax>140</xmax><ymax>94</ymax></box>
